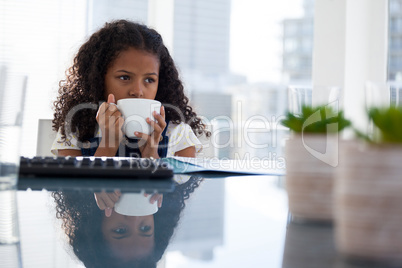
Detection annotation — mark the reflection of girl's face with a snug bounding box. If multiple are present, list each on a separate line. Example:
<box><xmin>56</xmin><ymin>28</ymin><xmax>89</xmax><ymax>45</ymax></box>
<box><xmin>101</xmin><ymin>210</ymin><xmax>155</xmax><ymax>261</ymax></box>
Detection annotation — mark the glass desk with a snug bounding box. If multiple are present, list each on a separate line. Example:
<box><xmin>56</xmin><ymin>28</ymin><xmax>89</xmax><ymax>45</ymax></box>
<box><xmin>2</xmin><ymin>173</ymin><xmax>391</xmax><ymax>268</ymax></box>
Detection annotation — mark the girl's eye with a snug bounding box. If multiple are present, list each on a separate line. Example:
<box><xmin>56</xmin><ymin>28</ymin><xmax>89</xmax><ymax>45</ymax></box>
<box><xmin>145</xmin><ymin>78</ymin><xmax>155</xmax><ymax>83</ymax></box>
<box><xmin>113</xmin><ymin>227</ymin><xmax>127</xmax><ymax>234</ymax></box>
<box><xmin>119</xmin><ymin>75</ymin><xmax>130</xmax><ymax>81</ymax></box>
<box><xmin>139</xmin><ymin>225</ymin><xmax>152</xmax><ymax>233</ymax></box>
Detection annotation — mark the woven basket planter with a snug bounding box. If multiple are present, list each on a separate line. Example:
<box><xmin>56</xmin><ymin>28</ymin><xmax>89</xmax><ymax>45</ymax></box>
<box><xmin>285</xmin><ymin>134</ymin><xmax>338</xmax><ymax>221</ymax></box>
<box><xmin>335</xmin><ymin>142</ymin><xmax>402</xmax><ymax>265</ymax></box>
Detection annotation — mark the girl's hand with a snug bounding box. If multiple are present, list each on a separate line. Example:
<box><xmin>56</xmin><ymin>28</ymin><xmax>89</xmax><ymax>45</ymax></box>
<box><xmin>135</xmin><ymin>105</ymin><xmax>166</xmax><ymax>158</ymax></box>
<box><xmin>144</xmin><ymin>192</ymin><xmax>163</xmax><ymax>208</ymax></box>
<box><xmin>94</xmin><ymin>190</ymin><xmax>122</xmax><ymax>217</ymax></box>
<box><xmin>96</xmin><ymin>94</ymin><xmax>124</xmax><ymax>154</ymax></box>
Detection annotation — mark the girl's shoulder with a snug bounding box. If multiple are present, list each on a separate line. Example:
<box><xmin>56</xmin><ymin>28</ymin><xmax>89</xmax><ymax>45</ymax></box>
<box><xmin>165</xmin><ymin>122</ymin><xmax>203</xmax><ymax>155</ymax></box>
<box><xmin>166</xmin><ymin>121</ymin><xmax>198</xmax><ymax>138</ymax></box>
<box><xmin>50</xmin><ymin>128</ymin><xmax>80</xmax><ymax>155</ymax></box>
<box><xmin>50</xmin><ymin>128</ymin><xmax>101</xmax><ymax>155</ymax></box>
<box><xmin>166</xmin><ymin>121</ymin><xmax>189</xmax><ymax>133</ymax></box>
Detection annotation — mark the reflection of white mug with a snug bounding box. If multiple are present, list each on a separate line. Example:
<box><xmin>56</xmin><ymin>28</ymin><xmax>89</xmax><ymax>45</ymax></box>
<box><xmin>114</xmin><ymin>192</ymin><xmax>158</xmax><ymax>216</ymax></box>
<box><xmin>116</xmin><ymin>98</ymin><xmax>161</xmax><ymax>138</ymax></box>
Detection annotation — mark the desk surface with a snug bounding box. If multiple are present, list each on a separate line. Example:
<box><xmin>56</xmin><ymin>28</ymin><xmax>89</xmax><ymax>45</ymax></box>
<box><xmin>4</xmin><ymin>174</ymin><xmax>387</xmax><ymax>268</ymax></box>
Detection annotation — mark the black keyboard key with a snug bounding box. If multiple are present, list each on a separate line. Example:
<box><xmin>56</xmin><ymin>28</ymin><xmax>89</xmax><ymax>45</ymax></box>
<box><xmin>44</xmin><ymin>157</ymin><xmax>59</xmax><ymax>166</ymax></box>
<box><xmin>120</xmin><ymin>159</ymin><xmax>130</xmax><ymax>167</ymax></box>
<box><xmin>93</xmin><ymin>158</ymin><xmax>103</xmax><ymax>167</ymax></box>
<box><xmin>63</xmin><ymin>158</ymin><xmax>76</xmax><ymax>166</ymax></box>
<box><xmin>30</xmin><ymin>157</ymin><xmax>44</xmax><ymax>166</ymax></box>
<box><xmin>105</xmin><ymin>158</ymin><xmax>115</xmax><ymax>167</ymax></box>
<box><xmin>141</xmin><ymin>159</ymin><xmax>151</xmax><ymax>167</ymax></box>
<box><xmin>130</xmin><ymin>160</ymin><xmax>140</xmax><ymax>168</ymax></box>
<box><xmin>20</xmin><ymin>157</ymin><xmax>29</xmax><ymax>166</ymax></box>
<box><xmin>80</xmin><ymin>158</ymin><xmax>91</xmax><ymax>167</ymax></box>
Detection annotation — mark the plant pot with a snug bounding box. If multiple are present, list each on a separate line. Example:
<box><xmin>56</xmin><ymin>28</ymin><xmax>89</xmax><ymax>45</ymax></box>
<box><xmin>285</xmin><ymin>134</ymin><xmax>338</xmax><ymax>221</ymax></box>
<box><xmin>335</xmin><ymin>142</ymin><xmax>402</xmax><ymax>265</ymax></box>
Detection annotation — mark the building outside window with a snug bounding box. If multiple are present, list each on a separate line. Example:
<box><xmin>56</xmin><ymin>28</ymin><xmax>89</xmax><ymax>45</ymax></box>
<box><xmin>281</xmin><ymin>0</ymin><xmax>314</xmax><ymax>85</ymax></box>
<box><xmin>389</xmin><ymin>0</ymin><xmax>402</xmax><ymax>81</ymax></box>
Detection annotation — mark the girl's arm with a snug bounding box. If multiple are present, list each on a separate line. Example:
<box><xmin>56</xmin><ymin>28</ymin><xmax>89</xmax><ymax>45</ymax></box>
<box><xmin>174</xmin><ymin>146</ymin><xmax>196</xmax><ymax>158</ymax></box>
<box><xmin>57</xmin><ymin>144</ymin><xmax>119</xmax><ymax>157</ymax></box>
<box><xmin>58</xmin><ymin>149</ymin><xmax>82</xmax><ymax>157</ymax></box>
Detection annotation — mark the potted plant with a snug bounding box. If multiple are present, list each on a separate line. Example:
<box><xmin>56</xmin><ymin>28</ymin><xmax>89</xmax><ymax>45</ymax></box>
<box><xmin>281</xmin><ymin>105</ymin><xmax>351</xmax><ymax>222</ymax></box>
<box><xmin>335</xmin><ymin>106</ymin><xmax>402</xmax><ymax>265</ymax></box>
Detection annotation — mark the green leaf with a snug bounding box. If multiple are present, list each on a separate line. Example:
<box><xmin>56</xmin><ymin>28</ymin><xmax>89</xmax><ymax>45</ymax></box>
<box><xmin>368</xmin><ymin>106</ymin><xmax>402</xmax><ymax>143</ymax></box>
<box><xmin>280</xmin><ymin>105</ymin><xmax>351</xmax><ymax>133</ymax></box>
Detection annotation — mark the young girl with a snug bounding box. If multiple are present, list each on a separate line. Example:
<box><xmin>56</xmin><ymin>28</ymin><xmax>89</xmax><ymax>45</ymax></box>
<box><xmin>51</xmin><ymin>20</ymin><xmax>208</xmax><ymax>158</ymax></box>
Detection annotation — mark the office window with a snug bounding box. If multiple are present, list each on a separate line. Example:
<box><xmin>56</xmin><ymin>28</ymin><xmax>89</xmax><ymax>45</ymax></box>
<box><xmin>88</xmin><ymin>0</ymin><xmax>148</xmax><ymax>32</ymax></box>
<box><xmin>285</xmin><ymin>38</ymin><xmax>298</xmax><ymax>53</ymax></box>
<box><xmin>0</xmin><ymin>0</ymin><xmax>87</xmax><ymax>156</ymax></box>
<box><xmin>301</xmin><ymin>38</ymin><xmax>313</xmax><ymax>53</ymax></box>
<box><xmin>284</xmin><ymin>22</ymin><xmax>298</xmax><ymax>35</ymax></box>
<box><xmin>389</xmin><ymin>0</ymin><xmax>402</xmax><ymax>81</ymax></box>
<box><xmin>281</xmin><ymin>0</ymin><xmax>314</xmax><ymax>86</ymax></box>
<box><xmin>1</xmin><ymin>0</ymin><xmax>310</xmax><ymax>160</ymax></box>
<box><xmin>390</xmin><ymin>0</ymin><xmax>402</xmax><ymax>14</ymax></box>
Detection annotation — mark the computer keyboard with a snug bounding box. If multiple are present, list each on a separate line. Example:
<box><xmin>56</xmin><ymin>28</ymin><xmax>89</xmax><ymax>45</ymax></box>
<box><xmin>18</xmin><ymin>156</ymin><xmax>174</xmax><ymax>192</ymax></box>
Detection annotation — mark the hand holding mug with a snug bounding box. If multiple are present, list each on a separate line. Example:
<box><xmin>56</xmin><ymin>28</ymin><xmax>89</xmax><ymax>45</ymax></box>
<box><xmin>96</xmin><ymin>94</ymin><xmax>124</xmax><ymax>152</ymax></box>
<box><xmin>94</xmin><ymin>190</ymin><xmax>122</xmax><ymax>217</ymax></box>
<box><xmin>135</xmin><ymin>105</ymin><xmax>166</xmax><ymax>158</ymax></box>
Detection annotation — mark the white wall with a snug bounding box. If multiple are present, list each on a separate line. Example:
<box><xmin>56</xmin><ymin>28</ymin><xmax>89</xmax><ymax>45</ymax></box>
<box><xmin>148</xmin><ymin>0</ymin><xmax>175</xmax><ymax>53</ymax></box>
<box><xmin>312</xmin><ymin>0</ymin><xmax>388</xmax><ymax>133</ymax></box>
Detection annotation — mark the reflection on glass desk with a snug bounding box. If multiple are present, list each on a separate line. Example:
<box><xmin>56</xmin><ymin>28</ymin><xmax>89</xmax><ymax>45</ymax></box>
<box><xmin>8</xmin><ymin>173</ymin><xmax>392</xmax><ymax>268</ymax></box>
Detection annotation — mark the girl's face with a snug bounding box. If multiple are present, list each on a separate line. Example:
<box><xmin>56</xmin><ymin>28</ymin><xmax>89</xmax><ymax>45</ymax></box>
<box><xmin>102</xmin><ymin>210</ymin><xmax>155</xmax><ymax>261</ymax></box>
<box><xmin>104</xmin><ymin>47</ymin><xmax>160</xmax><ymax>102</ymax></box>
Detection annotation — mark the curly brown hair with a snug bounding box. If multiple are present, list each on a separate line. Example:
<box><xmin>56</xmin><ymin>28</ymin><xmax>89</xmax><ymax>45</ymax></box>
<box><xmin>53</xmin><ymin>20</ymin><xmax>208</xmax><ymax>143</ymax></box>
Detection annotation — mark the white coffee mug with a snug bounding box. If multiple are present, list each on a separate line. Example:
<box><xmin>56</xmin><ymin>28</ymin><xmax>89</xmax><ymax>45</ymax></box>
<box><xmin>114</xmin><ymin>192</ymin><xmax>158</xmax><ymax>216</ymax></box>
<box><xmin>116</xmin><ymin>98</ymin><xmax>161</xmax><ymax>138</ymax></box>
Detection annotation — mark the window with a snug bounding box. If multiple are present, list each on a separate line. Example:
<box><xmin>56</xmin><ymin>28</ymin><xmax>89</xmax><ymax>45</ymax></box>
<box><xmin>389</xmin><ymin>0</ymin><xmax>402</xmax><ymax>81</ymax></box>
<box><xmin>1</xmin><ymin>0</ymin><xmax>309</xmax><ymax>161</ymax></box>
<box><xmin>0</xmin><ymin>0</ymin><xmax>87</xmax><ymax>156</ymax></box>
